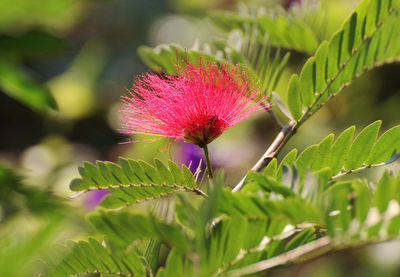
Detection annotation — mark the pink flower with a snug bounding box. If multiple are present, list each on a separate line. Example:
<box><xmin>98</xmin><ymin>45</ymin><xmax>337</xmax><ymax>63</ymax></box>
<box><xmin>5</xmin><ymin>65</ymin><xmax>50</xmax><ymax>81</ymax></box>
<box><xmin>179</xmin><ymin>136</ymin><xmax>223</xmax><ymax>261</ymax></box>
<box><xmin>120</xmin><ymin>59</ymin><xmax>268</xmax><ymax>147</ymax></box>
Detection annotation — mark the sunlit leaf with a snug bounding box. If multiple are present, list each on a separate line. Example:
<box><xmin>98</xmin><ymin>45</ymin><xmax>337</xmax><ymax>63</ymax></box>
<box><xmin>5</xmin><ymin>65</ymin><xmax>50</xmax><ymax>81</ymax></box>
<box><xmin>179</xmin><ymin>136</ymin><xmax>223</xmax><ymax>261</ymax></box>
<box><xmin>70</xmin><ymin>158</ymin><xmax>204</xmax><ymax>208</ymax></box>
<box><xmin>345</xmin><ymin>120</ymin><xmax>381</xmax><ymax>170</ymax></box>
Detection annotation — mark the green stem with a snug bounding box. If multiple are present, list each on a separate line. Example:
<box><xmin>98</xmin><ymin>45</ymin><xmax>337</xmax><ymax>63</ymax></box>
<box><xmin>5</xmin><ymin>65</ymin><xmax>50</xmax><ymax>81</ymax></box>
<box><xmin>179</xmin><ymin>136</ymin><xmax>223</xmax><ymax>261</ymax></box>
<box><xmin>202</xmin><ymin>144</ymin><xmax>214</xmax><ymax>179</ymax></box>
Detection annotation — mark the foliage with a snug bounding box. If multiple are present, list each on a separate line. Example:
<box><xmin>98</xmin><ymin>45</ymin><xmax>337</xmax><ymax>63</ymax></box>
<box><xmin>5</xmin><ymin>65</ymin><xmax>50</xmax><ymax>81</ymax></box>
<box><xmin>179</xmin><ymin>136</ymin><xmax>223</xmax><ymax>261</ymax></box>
<box><xmin>44</xmin><ymin>238</ymin><xmax>147</xmax><ymax>277</ymax></box>
<box><xmin>210</xmin><ymin>8</ymin><xmax>319</xmax><ymax>54</ymax></box>
<box><xmin>0</xmin><ymin>219</ymin><xmax>64</xmax><ymax>277</ymax></box>
<box><xmin>0</xmin><ymin>30</ymin><xmax>66</xmax><ymax>113</ymax></box>
<box><xmin>6</xmin><ymin>0</ymin><xmax>400</xmax><ymax>276</ymax></box>
<box><xmin>70</xmin><ymin>158</ymin><xmax>205</xmax><ymax>208</ymax></box>
<box><xmin>0</xmin><ymin>59</ymin><xmax>57</xmax><ymax>113</ymax></box>
<box><xmin>0</xmin><ymin>162</ymin><xmax>66</xmax><ymax>223</ymax></box>
<box><xmin>286</xmin><ymin>0</ymin><xmax>400</xmax><ymax>123</ymax></box>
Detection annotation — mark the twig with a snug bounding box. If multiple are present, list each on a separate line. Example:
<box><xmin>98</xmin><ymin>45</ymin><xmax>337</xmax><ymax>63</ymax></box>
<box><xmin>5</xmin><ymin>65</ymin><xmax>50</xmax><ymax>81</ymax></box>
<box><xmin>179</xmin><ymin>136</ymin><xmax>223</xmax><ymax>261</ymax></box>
<box><xmin>225</xmin><ymin>234</ymin><xmax>400</xmax><ymax>277</ymax></box>
<box><xmin>225</xmin><ymin>237</ymin><xmax>332</xmax><ymax>277</ymax></box>
<box><xmin>232</xmin><ymin>121</ymin><xmax>296</xmax><ymax>192</ymax></box>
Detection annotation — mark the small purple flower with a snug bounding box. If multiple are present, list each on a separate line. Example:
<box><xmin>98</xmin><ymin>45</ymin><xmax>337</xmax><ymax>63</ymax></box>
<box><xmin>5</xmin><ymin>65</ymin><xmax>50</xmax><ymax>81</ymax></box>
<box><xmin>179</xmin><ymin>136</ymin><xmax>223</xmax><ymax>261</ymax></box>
<box><xmin>179</xmin><ymin>142</ymin><xmax>206</xmax><ymax>174</ymax></box>
<box><xmin>84</xmin><ymin>189</ymin><xmax>110</xmax><ymax>209</ymax></box>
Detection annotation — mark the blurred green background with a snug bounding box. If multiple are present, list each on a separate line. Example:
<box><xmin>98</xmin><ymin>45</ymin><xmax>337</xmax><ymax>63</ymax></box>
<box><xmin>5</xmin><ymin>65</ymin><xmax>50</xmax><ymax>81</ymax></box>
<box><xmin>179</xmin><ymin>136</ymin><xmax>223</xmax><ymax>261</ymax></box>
<box><xmin>0</xmin><ymin>0</ymin><xmax>400</xmax><ymax>276</ymax></box>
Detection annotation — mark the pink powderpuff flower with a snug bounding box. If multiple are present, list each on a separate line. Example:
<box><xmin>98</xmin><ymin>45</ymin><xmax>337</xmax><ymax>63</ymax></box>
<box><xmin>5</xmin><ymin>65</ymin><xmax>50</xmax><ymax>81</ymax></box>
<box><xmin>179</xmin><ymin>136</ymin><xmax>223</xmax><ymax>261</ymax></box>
<box><xmin>120</xmin><ymin>59</ymin><xmax>269</xmax><ymax>148</ymax></box>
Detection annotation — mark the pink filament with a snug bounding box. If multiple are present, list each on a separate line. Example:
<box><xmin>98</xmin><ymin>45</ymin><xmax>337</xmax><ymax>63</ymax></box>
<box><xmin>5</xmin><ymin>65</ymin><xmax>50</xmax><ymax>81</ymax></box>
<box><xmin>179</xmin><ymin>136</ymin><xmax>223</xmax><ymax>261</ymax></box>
<box><xmin>120</xmin><ymin>59</ymin><xmax>269</xmax><ymax>146</ymax></box>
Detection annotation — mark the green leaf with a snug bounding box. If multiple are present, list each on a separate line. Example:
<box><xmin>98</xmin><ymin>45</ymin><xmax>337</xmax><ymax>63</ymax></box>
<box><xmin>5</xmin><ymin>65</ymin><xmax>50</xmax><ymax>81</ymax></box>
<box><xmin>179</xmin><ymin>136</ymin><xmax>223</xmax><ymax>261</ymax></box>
<box><xmin>374</xmin><ymin>171</ymin><xmax>391</xmax><ymax>213</ymax></box>
<box><xmin>353</xmin><ymin>181</ymin><xmax>371</xmax><ymax>223</ymax></box>
<box><xmin>246</xmin><ymin>172</ymin><xmax>295</xmax><ymax>198</ymax></box>
<box><xmin>43</xmin><ymin>238</ymin><xmax>146</xmax><ymax>277</ymax></box>
<box><xmin>218</xmin><ymin>189</ymin><xmax>322</xmax><ymax>224</ymax></box>
<box><xmin>345</xmin><ymin>120</ymin><xmax>381</xmax><ymax>170</ymax></box>
<box><xmin>155</xmin><ymin>159</ymin><xmax>174</xmax><ymax>185</ymax></box>
<box><xmin>211</xmin><ymin>11</ymin><xmax>319</xmax><ymax>54</ymax></box>
<box><xmin>287</xmin><ymin>74</ymin><xmax>302</xmax><ymax>120</ymax></box>
<box><xmin>262</xmin><ymin>158</ymin><xmax>278</xmax><ymax>177</ymax></box>
<box><xmin>272</xmin><ymin>91</ymin><xmax>293</xmax><ymax>120</ymax></box>
<box><xmin>223</xmin><ymin>141</ymin><xmax>400</xmax><ymax>275</ymax></box>
<box><xmin>164</xmin><ymin>250</ymin><xmax>184</xmax><ymax>277</ymax></box>
<box><xmin>314</xmin><ymin>41</ymin><xmax>329</xmax><ymax>93</ymax></box>
<box><xmin>293</xmin><ymin>0</ymin><xmax>400</xmax><ymax>124</ymax></box>
<box><xmin>277</xmin><ymin>149</ymin><xmax>298</xmax><ymax>182</ymax></box>
<box><xmin>168</xmin><ymin>160</ymin><xmax>184</xmax><ymax>185</ymax></box>
<box><xmin>98</xmin><ymin>195</ymin><xmax>126</xmax><ymax>209</ymax></box>
<box><xmin>0</xmin><ymin>59</ymin><xmax>57</xmax><ymax>113</ymax></box>
<box><xmin>0</xmin><ymin>162</ymin><xmax>66</xmax><ymax>221</ymax></box>
<box><xmin>175</xmin><ymin>194</ymin><xmax>198</xmax><ymax>230</ymax></box>
<box><xmin>310</xmin><ymin>134</ymin><xmax>334</xmax><ymax>172</ymax></box>
<box><xmin>266</xmin><ymin>123</ymin><xmax>400</xmax><ymax>194</ymax></box>
<box><xmin>88</xmin><ymin>211</ymin><xmax>188</xmax><ymax>253</ymax></box>
<box><xmin>330</xmin><ymin>126</ymin><xmax>355</xmax><ymax>175</ymax></box>
<box><xmin>145</xmin><ymin>240</ymin><xmax>162</xmax><ymax>276</ymax></box>
<box><xmin>284</xmin><ymin>228</ymin><xmax>316</xmax><ymax>252</ymax></box>
<box><xmin>295</xmin><ymin>144</ymin><xmax>318</xmax><ymax>188</ymax></box>
<box><xmin>213</xmin><ymin>31</ymin><xmax>290</xmax><ymax>97</ymax></box>
<box><xmin>270</xmin><ymin>52</ymin><xmax>291</xmax><ymax>91</ymax></box>
<box><xmin>182</xmin><ymin>165</ymin><xmax>197</xmax><ymax>188</ymax></box>
<box><xmin>0</xmin><ymin>30</ymin><xmax>68</xmax><ymax>59</ymax></box>
<box><xmin>367</xmin><ymin>125</ymin><xmax>400</xmax><ymax>165</ymax></box>
<box><xmin>299</xmin><ymin>57</ymin><xmax>316</xmax><ymax>107</ymax></box>
<box><xmin>70</xmin><ymin>158</ymin><xmax>202</xmax><ymax>208</ymax></box>
<box><xmin>0</xmin><ymin>219</ymin><xmax>64</xmax><ymax>277</ymax></box>
<box><xmin>137</xmin><ymin>44</ymin><xmax>220</xmax><ymax>74</ymax></box>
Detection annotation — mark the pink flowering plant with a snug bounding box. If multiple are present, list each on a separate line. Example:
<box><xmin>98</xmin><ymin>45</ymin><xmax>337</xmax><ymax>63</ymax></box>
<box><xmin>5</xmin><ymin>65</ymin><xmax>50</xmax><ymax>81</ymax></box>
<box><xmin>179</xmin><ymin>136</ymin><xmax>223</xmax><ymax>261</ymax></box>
<box><xmin>42</xmin><ymin>0</ymin><xmax>400</xmax><ymax>276</ymax></box>
<box><xmin>120</xmin><ymin>59</ymin><xmax>269</xmax><ymax>178</ymax></box>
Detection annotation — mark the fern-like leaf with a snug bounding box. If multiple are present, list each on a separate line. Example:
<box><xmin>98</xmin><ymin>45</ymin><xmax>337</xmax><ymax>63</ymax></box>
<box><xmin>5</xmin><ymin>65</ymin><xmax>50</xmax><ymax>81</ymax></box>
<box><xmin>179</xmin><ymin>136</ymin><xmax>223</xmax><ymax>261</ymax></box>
<box><xmin>287</xmin><ymin>0</ymin><xmax>400</xmax><ymax>122</ymax></box>
<box><xmin>210</xmin><ymin>9</ymin><xmax>318</xmax><ymax>54</ymax></box>
<box><xmin>256</xmin><ymin>121</ymin><xmax>400</xmax><ymax>193</ymax></box>
<box><xmin>137</xmin><ymin>44</ymin><xmax>223</xmax><ymax>74</ymax></box>
<box><xmin>70</xmin><ymin>158</ymin><xmax>205</xmax><ymax>208</ymax></box>
<box><xmin>43</xmin><ymin>238</ymin><xmax>146</xmax><ymax>277</ymax></box>
<box><xmin>88</xmin><ymin>211</ymin><xmax>188</xmax><ymax>253</ymax></box>
<box><xmin>224</xmin><ymin>173</ymin><xmax>400</xmax><ymax>276</ymax></box>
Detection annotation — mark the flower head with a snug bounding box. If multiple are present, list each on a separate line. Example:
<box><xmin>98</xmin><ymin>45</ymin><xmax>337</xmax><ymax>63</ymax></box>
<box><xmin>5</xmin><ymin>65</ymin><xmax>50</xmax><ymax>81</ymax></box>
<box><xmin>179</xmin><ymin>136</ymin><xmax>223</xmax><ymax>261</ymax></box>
<box><xmin>120</xmin><ymin>59</ymin><xmax>268</xmax><ymax>147</ymax></box>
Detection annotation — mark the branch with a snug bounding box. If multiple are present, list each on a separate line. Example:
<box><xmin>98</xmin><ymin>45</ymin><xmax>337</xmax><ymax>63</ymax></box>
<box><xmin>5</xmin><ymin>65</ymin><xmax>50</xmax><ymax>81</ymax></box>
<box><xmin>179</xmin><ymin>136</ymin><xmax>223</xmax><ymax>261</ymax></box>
<box><xmin>225</xmin><ymin>236</ymin><xmax>332</xmax><ymax>277</ymax></box>
<box><xmin>226</xmin><ymin>234</ymin><xmax>400</xmax><ymax>277</ymax></box>
<box><xmin>232</xmin><ymin>121</ymin><xmax>296</xmax><ymax>192</ymax></box>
